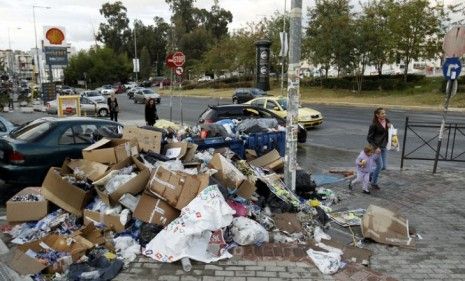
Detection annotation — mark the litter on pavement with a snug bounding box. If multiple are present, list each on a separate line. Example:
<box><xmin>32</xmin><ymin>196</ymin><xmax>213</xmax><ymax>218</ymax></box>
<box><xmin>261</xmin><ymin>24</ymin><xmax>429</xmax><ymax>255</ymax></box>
<box><xmin>0</xmin><ymin>121</ymin><xmax>419</xmax><ymax>279</ymax></box>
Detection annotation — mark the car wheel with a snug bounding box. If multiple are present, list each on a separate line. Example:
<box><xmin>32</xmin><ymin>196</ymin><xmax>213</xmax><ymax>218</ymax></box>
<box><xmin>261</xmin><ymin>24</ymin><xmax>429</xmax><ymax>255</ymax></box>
<box><xmin>233</xmin><ymin>98</ymin><xmax>238</xmax><ymax>104</ymax></box>
<box><xmin>98</xmin><ymin>108</ymin><xmax>108</xmax><ymax>117</ymax></box>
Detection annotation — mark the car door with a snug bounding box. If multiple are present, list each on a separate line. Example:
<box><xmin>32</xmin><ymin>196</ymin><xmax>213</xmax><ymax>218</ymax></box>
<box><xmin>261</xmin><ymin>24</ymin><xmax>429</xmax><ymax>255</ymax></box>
<box><xmin>58</xmin><ymin>123</ymin><xmax>98</xmax><ymax>159</ymax></box>
<box><xmin>80</xmin><ymin>97</ymin><xmax>96</xmax><ymax>115</ymax></box>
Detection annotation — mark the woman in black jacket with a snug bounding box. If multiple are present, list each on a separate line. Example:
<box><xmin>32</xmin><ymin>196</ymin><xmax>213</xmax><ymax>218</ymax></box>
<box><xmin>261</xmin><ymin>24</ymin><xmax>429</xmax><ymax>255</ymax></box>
<box><xmin>367</xmin><ymin>107</ymin><xmax>391</xmax><ymax>189</ymax></box>
<box><xmin>145</xmin><ymin>98</ymin><xmax>158</xmax><ymax>126</ymax></box>
<box><xmin>107</xmin><ymin>93</ymin><xmax>119</xmax><ymax>122</ymax></box>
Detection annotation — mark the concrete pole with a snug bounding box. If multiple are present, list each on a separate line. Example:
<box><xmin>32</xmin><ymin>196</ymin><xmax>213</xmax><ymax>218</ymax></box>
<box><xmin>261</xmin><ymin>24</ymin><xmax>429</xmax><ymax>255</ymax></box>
<box><xmin>134</xmin><ymin>25</ymin><xmax>138</xmax><ymax>82</ymax></box>
<box><xmin>284</xmin><ymin>0</ymin><xmax>302</xmax><ymax>191</ymax></box>
<box><xmin>280</xmin><ymin>0</ymin><xmax>287</xmax><ymax>97</ymax></box>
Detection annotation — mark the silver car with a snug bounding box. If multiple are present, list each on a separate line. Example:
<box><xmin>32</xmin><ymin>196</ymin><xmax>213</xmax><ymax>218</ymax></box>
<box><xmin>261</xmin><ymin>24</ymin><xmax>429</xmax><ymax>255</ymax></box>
<box><xmin>81</xmin><ymin>90</ymin><xmax>106</xmax><ymax>103</ymax></box>
<box><xmin>133</xmin><ymin>88</ymin><xmax>160</xmax><ymax>104</ymax></box>
<box><xmin>46</xmin><ymin>96</ymin><xmax>110</xmax><ymax>117</ymax></box>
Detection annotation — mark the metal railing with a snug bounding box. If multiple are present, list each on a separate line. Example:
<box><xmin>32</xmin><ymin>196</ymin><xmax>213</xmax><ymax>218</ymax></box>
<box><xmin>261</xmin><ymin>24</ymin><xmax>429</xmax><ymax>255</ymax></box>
<box><xmin>400</xmin><ymin>116</ymin><xmax>465</xmax><ymax>171</ymax></box>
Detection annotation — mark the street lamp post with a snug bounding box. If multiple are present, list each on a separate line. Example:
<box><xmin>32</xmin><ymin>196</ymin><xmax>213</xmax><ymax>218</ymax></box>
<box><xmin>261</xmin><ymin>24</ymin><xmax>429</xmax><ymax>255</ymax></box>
<box><xmin>133</xmin><ymin>23</ymin><xmax>138</xmax><ymax>82</ymax></box>
<box><xmin>32</xmin><ymin>5</ymin><xmax>50</xmax><ymax>89</ymax></box>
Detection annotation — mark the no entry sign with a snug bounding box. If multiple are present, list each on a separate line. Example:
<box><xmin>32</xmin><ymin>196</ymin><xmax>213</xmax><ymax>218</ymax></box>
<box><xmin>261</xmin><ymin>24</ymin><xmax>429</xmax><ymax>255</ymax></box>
<box><xmin>166</xmin><ymin>51</ymin><xmax>185</xmax><ymax>68</ymax></box>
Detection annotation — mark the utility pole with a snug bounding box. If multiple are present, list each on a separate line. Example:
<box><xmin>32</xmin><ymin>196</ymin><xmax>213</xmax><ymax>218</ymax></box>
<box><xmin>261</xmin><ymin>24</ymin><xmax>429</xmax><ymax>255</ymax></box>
<box><xmin>281</xmin><ymin>0</ymin><xmax>287</xmax><ymax>97</ymax></box>
<box><xmin>133</xmin><ymin>25</ymin><xmax>138</xmax><ymax>82</ymax></box>
<box><xmin>284</xmin><ymin>0</ymin><xmax>302</xmax><ymax>191</ymax></box>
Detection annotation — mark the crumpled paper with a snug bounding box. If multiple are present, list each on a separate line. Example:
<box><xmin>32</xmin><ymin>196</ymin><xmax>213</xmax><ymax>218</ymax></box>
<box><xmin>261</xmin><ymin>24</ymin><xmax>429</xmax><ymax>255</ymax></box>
<box><xmin>143</xmin><ymin>185</ymin><xmax>235</xmax><ymax>263</ymax></box>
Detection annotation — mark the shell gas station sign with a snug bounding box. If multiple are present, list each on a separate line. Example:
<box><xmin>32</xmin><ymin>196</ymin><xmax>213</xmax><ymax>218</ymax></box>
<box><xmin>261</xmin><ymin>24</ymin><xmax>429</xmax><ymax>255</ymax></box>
<box><xmin>43</xmin><ymin>26</ymin><xmax>66</xmax><ymax>46</ymax></box>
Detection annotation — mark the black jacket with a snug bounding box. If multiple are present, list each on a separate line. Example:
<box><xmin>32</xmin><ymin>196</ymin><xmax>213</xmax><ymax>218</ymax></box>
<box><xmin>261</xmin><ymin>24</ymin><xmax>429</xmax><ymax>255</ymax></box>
<box><xmin>367</xmin><ymin>118</ymin><xmax>390</xmax><ymax>149</ymax></box>
<box><xmin>107</xmin><ymin>97</ymin><xmax>119</xmax><ymax>112</ymax></box>
<box><xmin>145</xmin><ymin>105</ymin><xmax>158</xmax><ymax>125</ymax></box>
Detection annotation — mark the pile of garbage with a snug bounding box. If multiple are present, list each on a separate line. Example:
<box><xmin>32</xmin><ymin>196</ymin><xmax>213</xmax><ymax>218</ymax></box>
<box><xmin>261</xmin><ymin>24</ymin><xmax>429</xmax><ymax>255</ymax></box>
<box><xmin>0</xmin><ymin>123</ymin><xmax>416</xmax><ymax>280</ymax></box>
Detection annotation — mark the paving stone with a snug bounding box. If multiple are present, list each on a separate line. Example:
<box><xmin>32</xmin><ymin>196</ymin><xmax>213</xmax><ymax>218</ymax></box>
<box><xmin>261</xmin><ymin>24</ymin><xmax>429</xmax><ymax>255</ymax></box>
<box><xmin>215</xmin><ymin>271</ymin><xmax>234</xmax><ymax>277</ymax></box>
<box><xmin>256</xmin><ymin>271</ymin><xmax>277</xmax><ymax>277</ymax></box>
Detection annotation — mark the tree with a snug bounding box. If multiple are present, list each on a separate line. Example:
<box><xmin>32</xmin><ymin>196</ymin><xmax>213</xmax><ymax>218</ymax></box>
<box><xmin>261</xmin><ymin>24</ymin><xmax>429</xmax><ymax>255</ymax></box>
<box><xmin>205</xmin><ymin>0</ymin><xmax>233</xmax><ymax>40</ymax></box>
<box><xmin>140</xmin><ymin>46</ymin><xmax>152</xmax><ymax>79</ymax></box>
<box><xmin>64</xmin><ymin>47</ymin><xmax>131</xmax><ymax>86</ymax></box>
<box><xmin>389</xmin><ymin>0</ymin><xmax>443</xmax><ymax>81</ymax></box>
<box><xmin>96</xmin><ymin>1</ymin><xmax>131</xmax><ymax>54</ymax></box>
<box><xmin>360</xmin><ymin>0</ymin><xmax>396</xmax><ymax>76</ymax></box>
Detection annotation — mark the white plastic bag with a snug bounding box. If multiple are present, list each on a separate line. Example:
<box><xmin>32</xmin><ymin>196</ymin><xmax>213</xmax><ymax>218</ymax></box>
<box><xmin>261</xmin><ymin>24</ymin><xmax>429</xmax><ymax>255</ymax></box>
<box><xmin>230</xmin><ymin>217</ymin><xmax>269</xmax><ymax>246</ymax></box>
<box><xmin>143</xmin><ymin>185</ymin><xmax>235</xmax><ymax>263</ymax></box>
<box><xmin>387</xmin><ymin>125</ymin><xmax>400</xmax><ymax>151</ymax></box>
<box><xmin>306</xmin><ymin>248</ymin><xmax>342</xmax><ymax>275</ymax></box>
<box><xmin>313</xmin><ymin>226</ymin><xmax>331</xmax><ymax>243</ymax></box>
<box><xmin>114</xmin><ymin>236</ymin><xmax>140</xmax><ymax>263</ymax></box>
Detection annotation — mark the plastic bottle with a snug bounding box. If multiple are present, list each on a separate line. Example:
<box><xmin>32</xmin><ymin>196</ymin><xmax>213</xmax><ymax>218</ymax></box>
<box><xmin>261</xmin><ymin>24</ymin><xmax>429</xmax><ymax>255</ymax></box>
<box><xmin>181</xmin><ymin>257</ymin><xmax>192</xmax><ymax>272</ymax></box>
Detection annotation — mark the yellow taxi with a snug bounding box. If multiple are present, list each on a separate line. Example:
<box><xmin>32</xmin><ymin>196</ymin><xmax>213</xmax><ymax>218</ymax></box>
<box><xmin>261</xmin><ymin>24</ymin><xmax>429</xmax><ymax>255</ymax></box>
<box><xmin>245</xmin><ymin>96</ymin><xmax>323</xmax><ymax>128</ymax></box>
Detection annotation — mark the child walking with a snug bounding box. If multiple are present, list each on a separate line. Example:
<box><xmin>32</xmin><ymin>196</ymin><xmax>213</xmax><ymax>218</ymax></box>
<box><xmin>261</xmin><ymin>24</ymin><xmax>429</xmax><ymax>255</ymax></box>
<box><xmin>349</xmin><ymin>144</ymin><xmax>376</xmax><ymax>194</ymax></box>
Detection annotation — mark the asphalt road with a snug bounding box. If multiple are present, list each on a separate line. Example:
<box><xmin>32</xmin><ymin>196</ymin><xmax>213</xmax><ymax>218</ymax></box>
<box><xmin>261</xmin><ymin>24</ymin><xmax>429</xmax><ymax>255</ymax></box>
<box><xmin>1</xmin><ymin>94</ymin><xmax>465</xmax><ymax>203</ymax></box>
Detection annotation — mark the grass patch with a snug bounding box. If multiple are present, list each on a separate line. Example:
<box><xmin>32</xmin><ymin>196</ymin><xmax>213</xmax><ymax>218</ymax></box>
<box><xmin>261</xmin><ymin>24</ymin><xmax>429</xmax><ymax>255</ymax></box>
<box><xmin>158</xmin><ymin>77</ymin><xmax>465</xmax><ymax>108</ymax></box>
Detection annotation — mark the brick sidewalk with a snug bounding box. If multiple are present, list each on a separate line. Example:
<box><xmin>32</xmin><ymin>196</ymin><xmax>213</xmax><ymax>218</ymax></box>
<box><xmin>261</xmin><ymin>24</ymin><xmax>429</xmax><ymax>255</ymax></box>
<box><xmin>110</xmin><ymin>167</ymin><xmax>465</xmax><ymax>281</ymax></box>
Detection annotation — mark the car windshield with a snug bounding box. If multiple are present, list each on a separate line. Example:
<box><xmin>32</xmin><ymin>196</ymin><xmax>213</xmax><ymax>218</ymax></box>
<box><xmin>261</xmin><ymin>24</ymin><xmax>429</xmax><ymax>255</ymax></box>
<box><xmin>277</xmin><ymin>98</ymin><xmax>288</xmax><ymax>110</ymax></box>
<box><xmin>10</xmin><ymin>121</ymin><xmax>52</xmax><ymax>141</ymax></box>
<box><xmin>143</xmin><ymin>89</ymin><xmax>155</xmax><ymax>95</ymax></box>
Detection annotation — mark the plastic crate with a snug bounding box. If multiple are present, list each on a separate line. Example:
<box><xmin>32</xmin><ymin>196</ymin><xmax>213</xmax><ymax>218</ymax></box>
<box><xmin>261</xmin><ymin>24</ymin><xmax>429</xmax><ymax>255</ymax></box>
<box><xmin>243</xmin><ymin>131</ymin><xmax>285</xmax><ymax>157</ymax></box>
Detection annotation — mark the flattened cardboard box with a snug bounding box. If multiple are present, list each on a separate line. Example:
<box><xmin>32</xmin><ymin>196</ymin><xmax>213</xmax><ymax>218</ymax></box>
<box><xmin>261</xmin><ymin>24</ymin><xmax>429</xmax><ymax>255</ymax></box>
<box><xmin>134</xmin><ymin>192</ymin><xmax>179</xmax><ymax>226</ymax></box>
<box><xmin>65</xmin><ymin>158</ymin><xmax>109</xmax><ymax>182</ymax></box>
<box><xmin>3</xmin><ymin>248</ymin><xmax>47</xmax><ymax>275</ymax></box>
<box><xmin>361</xmin><ymin>204</ymin><xmax>415</xmax><ymax>248</ymax></box>
<box><xmin>18</xmin><ymin>234</ymin><xmax>88</xmax><ymax>262</ymax></box>
<box><xmin>41</xmin><ymin>167</ymin><xmax>93</xmax><ymax>217</ymax></box>
<box><xmin>209</xmin><ymin>153</ymin><xmax>246</xmax><ymax>189</ymax></box>
<box><xmin>123</xmin><ymin>125</ymin><xmax>162</xmax><ymax>153</ymax></box>
<box><xmin>248</xmin><ymin>149</ymin><xmax>284</xmax><ymax>171</ymax></box>
<box><xmin>94</xmin><ymin>156</ymin><xmax>150</xmax><ymax>206</ymax></box>
<box><xmin>83</xmin><ymin>209</ymin><xmax>126</xmax><ymax>233</ymax></box>
<box><xmin>164</xmin><ymin>141</ymin><xmax>198</xmax><ymax>161</ymax></box>
<box><xmin>7</xmin><ymin>187</ymin><xmax>48</xmax><ymax>222</ymax></box>
<box><xmin>82</xmin><ymin>138</ymin><xmax>139</xmax><ymax>164</ymax></box>
<box><xmin>147</xmin><ymin>166</ymin><xmax>209</xmax><ymax>210</ymax></box>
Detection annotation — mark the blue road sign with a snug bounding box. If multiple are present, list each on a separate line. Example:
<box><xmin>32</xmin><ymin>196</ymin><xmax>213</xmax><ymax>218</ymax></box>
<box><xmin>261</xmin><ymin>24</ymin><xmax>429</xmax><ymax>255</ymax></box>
<box><xmin>442</xmin><ymin>57</ymin><xmax>462</xmax><ymax>80</ymax></box>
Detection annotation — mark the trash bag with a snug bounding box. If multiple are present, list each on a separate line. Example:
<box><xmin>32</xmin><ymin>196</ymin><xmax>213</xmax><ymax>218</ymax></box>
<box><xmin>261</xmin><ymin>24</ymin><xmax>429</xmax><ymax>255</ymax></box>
<box><xmin>236</xmin><ymin>118</ymin><xmax>278</xmax><ymax>134</ymax></box>
<box><xmin>306</xmin><ymin>248</ymin><xmax>342</xmax><ymax>275</ymax></box>
<box><xmin>139</xmin><ymin>223</ymin><xmax>164</xmax><ymax>247</ymax></box>
<box><xmin>295</xmin><ymin>170</ymin><xmax>317</xmax><ymax>199</ymax></box>
<box><xmin>68</xmin><ymin>256</ymin><xmax>124</xmax><ymax>281</ymax></box>
<box><xmin>230</xmin><ymin>217</ymin><xmax>269</xmax><ymax>246</ymax></box>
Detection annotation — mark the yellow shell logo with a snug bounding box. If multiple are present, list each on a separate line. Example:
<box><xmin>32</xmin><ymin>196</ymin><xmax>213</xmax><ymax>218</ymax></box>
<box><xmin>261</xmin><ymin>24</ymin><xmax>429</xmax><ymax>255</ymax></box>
<box><xmin>46</xmin><ymin>28</ymin><xmax>65</xmax><ymax>45</ymax></box>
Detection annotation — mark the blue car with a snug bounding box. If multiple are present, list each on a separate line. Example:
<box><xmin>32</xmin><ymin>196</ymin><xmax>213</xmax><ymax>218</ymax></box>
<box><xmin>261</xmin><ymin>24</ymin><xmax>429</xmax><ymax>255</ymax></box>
<box><xmin>0</xmin><ymin>117</ymin><xmax>122</xmax><ymax>186</ymax></box>
<box><xmin>0</xmin><ymin>116</ymin><xmax>17</xmax><ymax>138</ymax></box>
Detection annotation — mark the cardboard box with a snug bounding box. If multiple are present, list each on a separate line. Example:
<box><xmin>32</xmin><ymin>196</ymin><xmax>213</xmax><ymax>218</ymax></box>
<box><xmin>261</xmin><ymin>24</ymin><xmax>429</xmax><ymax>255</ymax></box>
<box><xmin>94</xmin><ymin>156</ymin><xmax>150</xmax><ymax>206</ymax></box>
<box><xmin>147</xmin><ymin>166</ymin><xmax>209</xmax><ymax>210</ymax></box>
<box><xmin>6</xmin><ymin>187</ymin><xmax>48</xmax><ymax>222</ymax></box>
<box><xmin>83</xmin><ymin>210</ymin><xmax>127</xmax><ymax>233</ymax></box>
<box><xmin>18</xmin><ymin>234</ymin><xmax>88</xmax><ymax>262</ymax></box>
<box><xmin>164</xmin><ymin>142</ymin><xmax>198</xmax><ymax>161</ymax></box>
<box><xmin>235</xmin><ymin>179</ymin><xmax>256</xmax><ymax>200</ymax></box>
<box><xmin>2</xmin><ymin>248</ymin><xmax>47</xmax><ymax>275</ymax></box>
<box><xmin>248</xmin><ymin>149</ymin><xmax>284</xmax><ymax>171</ymax></box>
<box><xmin>41</xmin><ymin>167</ymin><xmax>93</xmax><ymax>217</ymax></box>
<box><xmin>209</xmin><ymin>153</ymin><xmax>246</xmax><ymax>189</ymax></box>
<box><xmin>82</xmin><ymin>138</ymin><xmax>139</xmax><ymax>164</ymax></box>
<box><xmin>123</xmin><ymin>126</ymin><xmax>162</xmax><ymax>153</ymax></box>
<box><xmin>65</xmin><ymin>158</ymin><xmax>109</xmax><ymax>182</ymax></box>
<box><xmin>133</xmin><ymin>192</ymin><xmax>179</xmax><ymax>226</ymax></box>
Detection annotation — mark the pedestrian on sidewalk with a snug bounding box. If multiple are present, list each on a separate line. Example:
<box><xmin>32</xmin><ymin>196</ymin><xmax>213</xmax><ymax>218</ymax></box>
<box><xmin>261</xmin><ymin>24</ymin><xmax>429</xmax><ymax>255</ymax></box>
<box><xmin>8</xmin><ymin>90</ymin><xmax>14</xmax><ymax>110</ymax></box>
<box><xmin>367</xmin><ymin>107</ymin><xmax>391</xmax><ymax>189</ymax></box>
<box><xmin>349</xmin><ymin>144</ymin><xmax>376</xmax><ymax>194</ymax></box>
<box><xmin>107</xmin><ymin>93</ymin><xmax>119</xmax><ymax>122</ymax></box>
<box><xmin>145</xmin><ymin>98</ymin><xmax>158</xmax><ymax>126</ymax></box>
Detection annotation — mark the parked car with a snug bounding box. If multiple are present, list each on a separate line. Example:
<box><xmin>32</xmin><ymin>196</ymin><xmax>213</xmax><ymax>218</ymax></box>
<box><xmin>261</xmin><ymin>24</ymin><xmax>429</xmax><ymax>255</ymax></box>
<box><xmin>232</xmin><ymin>88</ymin><xmax>267</xmax><ymax>104</ymax></box>
<box><xmin>245</xmin><ymin>96</ymin><xmax>323</xmax><ymax>129</ymax></box>
<box><xmin>124</xmin><ymin>82</ymin><xmax>138</xmax><ymax>90</ymax></box>
<box><xmin>0</xmin><ymin>116</ymin><xmax>17</xmax><ymax>137</ymax></box>
<box><xmin>198</xmin><ymin>76</ymin><xmax>212</xmax><ymax>82</ymax></box>
<box><xmin>127</xmin><ymin>87</ymin><xmax>143</xmax><ymax>99</ymax></box>
<box><xmin>58</xmin><ymin>85</ymin><xmax>75</xmax><ymax>95</ymax></box>
<box><xmin>96</xmin><ymin>85</ymin><xmax>115</xmax><ymax>96</ymax></box>
<box><xmin>198</xmin><ymin>104</ymin><xmax>307</xmax><ymax>143</ymax></box>
<box><xmin>133</xmin><ymin>88</ymin><xmax>160</xmax><ymax>104</ymax></box>
<box><xmin>80</xmin><ymin>90</ymin><xmax>106</xmax><ymax>103</ymax></box>
<box><xmin>0</xmin><ymin>117</ymin><xmax>122</xmax><ymax>185</ymax></box>
<box><xmin>46</xmin><ymin>96</ymin><xmax>110</xmax><ymax>117</ymax></box>
<box><xmin>153</xmin><ymin>78</ymin><xmax>171</xmax><ymax>87</ymax></box>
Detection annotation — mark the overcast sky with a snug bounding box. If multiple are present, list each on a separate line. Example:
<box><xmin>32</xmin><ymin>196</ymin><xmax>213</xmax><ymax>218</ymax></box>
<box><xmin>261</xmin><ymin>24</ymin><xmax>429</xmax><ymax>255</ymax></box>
<box><xmin>0</xmin><ymin>0</ymin><xmax>299</xmax><ymax>52</ymax></box>
<box><xmin>0</xmin><ymin>0</ymin><xmax>460</xmax><ymax>52</ymax></box>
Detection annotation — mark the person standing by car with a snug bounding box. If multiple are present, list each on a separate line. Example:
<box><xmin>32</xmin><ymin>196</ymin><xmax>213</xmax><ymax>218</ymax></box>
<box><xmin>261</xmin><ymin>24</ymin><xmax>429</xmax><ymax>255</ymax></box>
<box><xmin>107</xmin><ymin>93</ymin><xmax>119</xmax><ymax>122</ymax></box>
<box><xmin>145</xmin><ymin>98</ymin><xmax>158</xmax><ymax>126</ymax></box>
<box><xmin>367</xmin><ymin>107</ymin><xmax>391</xmax><ymax>190</ymax></box>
